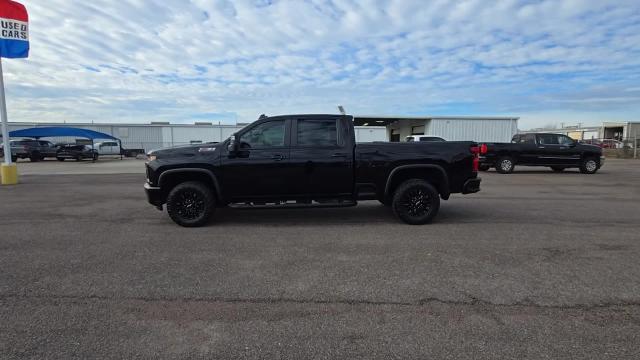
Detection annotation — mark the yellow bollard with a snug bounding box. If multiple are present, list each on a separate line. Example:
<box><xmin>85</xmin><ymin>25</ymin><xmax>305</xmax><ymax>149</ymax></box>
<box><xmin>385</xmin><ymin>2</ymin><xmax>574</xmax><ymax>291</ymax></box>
<box><xmin>1</xmin><ymin>163</ymin><xmax>18</xmax><ymax>185</ymax></box>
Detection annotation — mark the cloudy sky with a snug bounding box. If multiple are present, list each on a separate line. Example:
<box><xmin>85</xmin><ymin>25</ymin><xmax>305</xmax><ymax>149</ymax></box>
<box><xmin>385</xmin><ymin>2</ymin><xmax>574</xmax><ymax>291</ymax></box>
<box><xmin>4</xmin><ymin>0</ymin><xmax>640</xmax><ymax>129</ymax></box>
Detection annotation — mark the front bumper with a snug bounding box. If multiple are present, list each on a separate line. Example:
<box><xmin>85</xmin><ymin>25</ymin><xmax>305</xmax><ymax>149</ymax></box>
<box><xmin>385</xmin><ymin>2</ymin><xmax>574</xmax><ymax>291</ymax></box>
<box><xmin>462</xmin><ymin>178</ymin><xmax>481</xmax><ymax>194</ymax></box>
<box><xmin>144</xmin><ymin>182</ymin><xmax>164</xmax><ymax>209</ymax></box>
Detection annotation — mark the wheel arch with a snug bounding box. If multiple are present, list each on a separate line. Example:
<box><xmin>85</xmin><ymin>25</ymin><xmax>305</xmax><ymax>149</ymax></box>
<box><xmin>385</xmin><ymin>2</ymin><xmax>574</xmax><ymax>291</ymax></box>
<box><xmin>384</xmin><ymin>164</ymin><xmax>450</xmax><ymax>200</ymax></box>
<box><xmin>158</xmin><ymin>168</ymin><xmax>222</xmax><ymax>202</ymax></box>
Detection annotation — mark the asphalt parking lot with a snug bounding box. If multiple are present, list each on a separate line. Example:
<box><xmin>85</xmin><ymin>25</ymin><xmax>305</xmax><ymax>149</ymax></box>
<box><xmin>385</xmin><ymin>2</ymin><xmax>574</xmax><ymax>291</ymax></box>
<box><xmin>1</xmin><ymin>159</ymin><xmax>639</xmax><ymax>359</ymax></box>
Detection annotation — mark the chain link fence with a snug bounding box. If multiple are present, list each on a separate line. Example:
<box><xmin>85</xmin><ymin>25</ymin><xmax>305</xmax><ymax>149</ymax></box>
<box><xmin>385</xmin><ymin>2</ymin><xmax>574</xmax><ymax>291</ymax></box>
<box><xmin>581</xmin><ymin>138</ymin><xmax>639</xmax><ymax>158</ymax></box>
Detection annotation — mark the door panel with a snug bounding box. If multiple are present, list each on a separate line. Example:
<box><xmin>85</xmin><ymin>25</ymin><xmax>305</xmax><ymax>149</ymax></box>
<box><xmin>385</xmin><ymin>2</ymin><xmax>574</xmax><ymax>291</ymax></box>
<box><xmin>536</xmin><ymin>134</ymin><xmax>580</xmax><ymax>165</ymax></box>
<box><xmin>517</xmin><ymin>134</ymin><xmax>538</xmax><ymax>164</ymax></box>
<box><xmin>288</xmin><ymin>118</ymin><xmax>353</xmax><ymax>197</ymax></box>
<box><xmin>220</xmin><ymin>119</ymin><xmax>293</xmax><ymax>199</ymax></box>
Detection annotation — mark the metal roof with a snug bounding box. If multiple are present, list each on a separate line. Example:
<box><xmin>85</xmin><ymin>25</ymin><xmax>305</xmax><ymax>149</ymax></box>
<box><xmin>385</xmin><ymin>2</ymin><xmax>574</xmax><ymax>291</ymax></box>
<box><xmin>353</xmin><ymin>115</ymin><xmax>519</xmax><ymax>127</ymax></box>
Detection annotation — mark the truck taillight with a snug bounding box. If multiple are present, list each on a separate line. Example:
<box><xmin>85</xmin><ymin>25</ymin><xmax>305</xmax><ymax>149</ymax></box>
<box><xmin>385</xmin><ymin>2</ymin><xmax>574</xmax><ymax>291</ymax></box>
<box><xmin>480</xmin><ymin>143</ymin><xmax>488</xmax><ymax>155</ymax></box>
<box><xmin>470</xmin><ymin>145</ymin><xmax>480</xmax><ymax>172</ymax></box>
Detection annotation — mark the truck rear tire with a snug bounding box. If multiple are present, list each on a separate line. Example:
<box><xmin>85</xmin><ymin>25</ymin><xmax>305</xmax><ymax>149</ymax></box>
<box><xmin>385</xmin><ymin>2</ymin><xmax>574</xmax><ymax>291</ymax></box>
<box><xmin>166</xmin><ymin>181</ymin><xmax>215</xmax><ymax>227</ymax></box>
<box><xmin>391</xmin><ymin>179</ymin><xmax>440</xmax><ymax>225</ymax></box>
<box><xmin>495</xmin><ymin>156</ymin><xmax>515</xmax><ymax>174</ymax></box>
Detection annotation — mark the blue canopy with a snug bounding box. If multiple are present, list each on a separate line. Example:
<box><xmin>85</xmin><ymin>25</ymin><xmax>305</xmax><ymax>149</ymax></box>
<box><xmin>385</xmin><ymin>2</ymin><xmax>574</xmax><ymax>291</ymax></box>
<box><xmin>7</xmin><ymin>127</ymin><xmax>119</xmax><ymax>141</ymax></box>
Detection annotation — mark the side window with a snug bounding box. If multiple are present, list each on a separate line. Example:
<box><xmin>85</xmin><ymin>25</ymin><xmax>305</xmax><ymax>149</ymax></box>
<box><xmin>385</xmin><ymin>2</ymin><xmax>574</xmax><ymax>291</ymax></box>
<box><xmin>524</xmin><ymin>134</ymin><xmax>536</xmax><ymax>144</ymax></box>
<box><xmin>297</xmin><ymin>119</ymin><xmax>338</xmax><ymax>146</ymax></box>
<box><xmin>537</xmin><ymin>134</ymin><xmax>559</xmax><ymax>145</ymax></box>
<box><xmin>240</xmin><ymin>120</ymin><xmax>285</xmax><ymax>149</ymax></box>
<box><xmin>558</xmin><ymin>136</ymin><xmax>574</xmax><ymax>145</ymax></box>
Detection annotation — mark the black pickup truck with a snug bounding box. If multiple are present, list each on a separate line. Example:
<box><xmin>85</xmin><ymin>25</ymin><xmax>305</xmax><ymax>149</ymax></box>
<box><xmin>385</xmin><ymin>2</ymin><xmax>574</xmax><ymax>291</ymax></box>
<box><xmin>144</xmin><ymin>114</ymin><xmax>482</xmax><ymax>227</ymax></box>
<box><xmin>480</xmin><ymin>133</ymin><xmax>604</xmax><ymax>174</ymax></box>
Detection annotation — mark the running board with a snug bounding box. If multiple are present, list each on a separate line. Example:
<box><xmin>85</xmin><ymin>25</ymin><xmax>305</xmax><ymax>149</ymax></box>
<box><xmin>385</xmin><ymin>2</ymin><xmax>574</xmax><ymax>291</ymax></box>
<box><xmin>229</xmin><ymin>200</ymin><xmax>357</xmax><ymax>210</ymax></box>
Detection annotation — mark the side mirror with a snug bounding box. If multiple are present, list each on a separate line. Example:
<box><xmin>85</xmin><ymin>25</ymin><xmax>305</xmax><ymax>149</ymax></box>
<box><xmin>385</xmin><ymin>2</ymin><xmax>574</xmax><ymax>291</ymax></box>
<box><xmin>570</xmin><ymin>140</ymin><xmax>577</xmax><ymax>147</ymax></box>
<box><xmin>227</xmin><ymin>135</ymin><xmax>238</xmax><ymax>152</ymax></box>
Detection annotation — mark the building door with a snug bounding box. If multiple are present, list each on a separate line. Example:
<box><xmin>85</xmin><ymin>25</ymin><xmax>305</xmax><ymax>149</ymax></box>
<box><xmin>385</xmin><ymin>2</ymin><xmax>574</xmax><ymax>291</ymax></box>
<box><xmin>390</xmin><ymin>129</ymin><xmax>400</xmax><ymax>142</ymax></box>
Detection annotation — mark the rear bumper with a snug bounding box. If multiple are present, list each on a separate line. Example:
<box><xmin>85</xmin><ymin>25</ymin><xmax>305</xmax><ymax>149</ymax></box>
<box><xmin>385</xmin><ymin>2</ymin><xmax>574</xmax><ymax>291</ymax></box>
<box><xmin>479</xmin><ymin>156</ymin><xmax>493</xmax><ymax>166</ymax></box>
<box><xmin>599</xmin><ymin>156</ymin><xmax>605</xmax><ymax>167</ymax></box>
<box><xmin>462</xmin><ymin>178</ymin><xmax>481</xmax><ymax>194</ymax></box>
<box><xmin>144</xmin><ymin>182</ymin><xmax>164</xmax><ymax>208</ymax></box>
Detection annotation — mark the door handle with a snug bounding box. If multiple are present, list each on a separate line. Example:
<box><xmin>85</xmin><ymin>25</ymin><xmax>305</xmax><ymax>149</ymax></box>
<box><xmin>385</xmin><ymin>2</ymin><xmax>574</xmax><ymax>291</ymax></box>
<box><xmin>271</xmin><ymin>154</ymin><xmax>284</xmax><ymax>161</ymax></box>
<box><xmin>538</xmin><ymin>146</ymin><xmax>545</xmax><ymax>149</ymax></box>
<box><xmin>331</xmin><ymin>153</ymin><xmax>347</xmax><ymax>158</ymax></box>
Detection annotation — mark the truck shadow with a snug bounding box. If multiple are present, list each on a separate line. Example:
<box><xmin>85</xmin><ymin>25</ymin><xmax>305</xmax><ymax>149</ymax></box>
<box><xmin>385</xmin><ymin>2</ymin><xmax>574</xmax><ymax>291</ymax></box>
<box><xmin>210</xmin><ymin>201</ymin><xmax>488</xmax><ymax>226</ymax></box>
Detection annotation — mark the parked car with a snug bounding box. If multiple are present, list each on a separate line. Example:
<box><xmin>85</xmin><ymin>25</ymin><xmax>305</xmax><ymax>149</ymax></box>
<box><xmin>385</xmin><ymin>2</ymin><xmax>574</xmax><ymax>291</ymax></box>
<box><xmin>94</xmin><ymin>141</ymin><xmax>145</xmax><ymax>157</ymax></box>
<box><xmin>0</xmin><ymin>139</ymin><xmax>59</xmax><ymax>162</ymax></box>
<box><xmin>405</xmin><ymin>135</ymin><xmax>446</xmax><ymax>142</ymax></box>
<box><xmin>144</xmin><ymin>114</ymin><xmax>482</xmax><ymax>227</ymax></box>
<box><xmin>56</xmin><ymin>144</ymin><xmax>98</xmax><ymax>161</ymax></box>
<box><xmin>580</xmin><ymin>138</ymin><xmax>625</xmax><ymax>149</ymax></box>
<box><xmin>480</xmin><ymin>133</ymin><xmax>604</xmax><ymax>174</ymax></box>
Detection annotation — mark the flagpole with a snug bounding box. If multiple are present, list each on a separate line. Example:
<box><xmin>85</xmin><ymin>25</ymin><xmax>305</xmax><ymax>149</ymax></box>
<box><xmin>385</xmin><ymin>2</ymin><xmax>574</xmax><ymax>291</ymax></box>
<box><xmin>0</xmin><ymin>56</ymin><xmax>18</xmax><ymax>185</ymax></box>
<box><xmin>0</xmin><ymin>57</ymin><xmax>11</xmax><ymax>166</ymax></box>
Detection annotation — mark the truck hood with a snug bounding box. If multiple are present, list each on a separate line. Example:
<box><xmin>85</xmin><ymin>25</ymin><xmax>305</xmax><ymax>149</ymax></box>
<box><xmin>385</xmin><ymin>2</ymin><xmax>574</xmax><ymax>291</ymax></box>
<box><xmin>579</xmin><ymin>143</ymin><xmax>603</xmax><ymax>153</ymax></box>
<box><xmin>148</xmin><ymin>143</ymin><xmax>219</xmax><ymax>159</ymax></box>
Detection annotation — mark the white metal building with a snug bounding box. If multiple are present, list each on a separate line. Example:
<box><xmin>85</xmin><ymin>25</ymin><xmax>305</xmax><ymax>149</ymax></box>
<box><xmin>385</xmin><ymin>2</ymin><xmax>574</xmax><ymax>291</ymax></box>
<box><xmin>354</xmin><ymin>116</ymin><xmax>519</xmax><ymax>143</ymax></box>
<box><xmin>520</xmin><ymin>122</ymin><xmax>640</xmax><ymax>142</ymax></box>
<box><xmin>4</xmin><ymin>121</ymin><xmax>388</xmax><ymax>151</ymax></box>
<box><xmin>4</xmin><ymin>115</ymin><xmax>519</xmax><ymax>151</ymax></box>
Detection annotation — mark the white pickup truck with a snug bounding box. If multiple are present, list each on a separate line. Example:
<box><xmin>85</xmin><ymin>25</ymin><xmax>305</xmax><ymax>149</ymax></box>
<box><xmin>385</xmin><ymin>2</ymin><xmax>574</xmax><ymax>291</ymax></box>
<box><xmin>94</xmin><ymin>141</ymin><xmax>145</xmax><ymax>157</ymax></box>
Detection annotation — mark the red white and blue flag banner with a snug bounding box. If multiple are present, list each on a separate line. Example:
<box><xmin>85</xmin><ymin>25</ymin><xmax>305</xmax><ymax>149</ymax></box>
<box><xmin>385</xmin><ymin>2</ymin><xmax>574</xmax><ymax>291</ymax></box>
<box><xmin>0</xmin><ymin>0</ymin><xmax>28</xmax><ymax>58</ymax></box>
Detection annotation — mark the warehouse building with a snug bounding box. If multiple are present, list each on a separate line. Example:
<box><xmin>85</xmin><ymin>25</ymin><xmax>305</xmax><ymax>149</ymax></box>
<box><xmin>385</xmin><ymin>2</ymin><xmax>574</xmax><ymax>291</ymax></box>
<box><xmin>4</xmin><ymin>114</ymin><xmax>519</xmax><ymax>152</ymax></box>
<box><xmin>521</xmin><ymin>122</ymin><xmax>640</xmax><ymax>142</ymax></box>
<box><xmin>4</xmin><ymin>121</ymin><xmax>387</xmax><ymax>151</ymax></box>
<box><xmin>354</xmin><ymin>115</ymin><xmax>519</xmax><ymax>143</ymax></box>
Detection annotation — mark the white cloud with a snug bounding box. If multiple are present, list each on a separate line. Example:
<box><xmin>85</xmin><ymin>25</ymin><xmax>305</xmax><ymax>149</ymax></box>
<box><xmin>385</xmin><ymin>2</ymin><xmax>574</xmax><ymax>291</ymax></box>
<box><xmin>2</xmin><ymin>0</ymin><xmax>639</xmax><ymax>126</ymax></box>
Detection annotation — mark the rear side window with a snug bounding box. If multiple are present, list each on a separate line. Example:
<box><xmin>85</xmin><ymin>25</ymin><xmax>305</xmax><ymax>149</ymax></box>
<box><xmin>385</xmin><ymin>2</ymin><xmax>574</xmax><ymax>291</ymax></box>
<box><xmin>538</xmin><ymin>134</ymin><xmax>559</xmax><ymax>145</ymax></box>
<box><xmin>297</xmin><ymin>119</ymin><xmax>338</xmax><ymax>146</ymax></box>
<box><xmin>523</xmin><ymin>134</ymin><xmax>536</xmax><ymax>144</ymax></box>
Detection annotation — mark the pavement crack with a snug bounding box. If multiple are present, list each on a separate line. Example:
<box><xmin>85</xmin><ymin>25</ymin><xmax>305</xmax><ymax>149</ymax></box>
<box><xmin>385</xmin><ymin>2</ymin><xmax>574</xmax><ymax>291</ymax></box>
<box><xmin>2</xmin><ymin>293</ymin><xmax>640</xmax><ymax>311</ymax></box>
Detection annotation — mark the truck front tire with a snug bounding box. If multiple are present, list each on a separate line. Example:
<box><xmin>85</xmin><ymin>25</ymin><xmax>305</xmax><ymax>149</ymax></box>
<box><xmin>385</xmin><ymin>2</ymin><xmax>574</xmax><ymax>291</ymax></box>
<box><xmin>580</xmin><ymin>158</ymin><xmax>599</xmax><ymax>174</ymax></box>
<box><xmin>391</xmin><ymin>179</ymin><xmax>440</xmax><ymax>225</ymax></box>
<box><xmin>166</xmin><ymin>181</ymin><xmax>215</xmax><ymax>227</ymax></box>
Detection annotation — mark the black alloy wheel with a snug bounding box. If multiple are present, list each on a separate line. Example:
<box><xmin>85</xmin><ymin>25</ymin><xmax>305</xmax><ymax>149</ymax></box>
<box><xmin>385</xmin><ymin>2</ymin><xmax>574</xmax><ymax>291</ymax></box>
<box><xmin>392</xmin><ymin>179</ymin><xmax>440</xmax><ymax>225</ymax></box>
<box><xmin>166</xmin><ymin>181</ymin><xmax>215</xmax><ymax>227</ymax></box>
